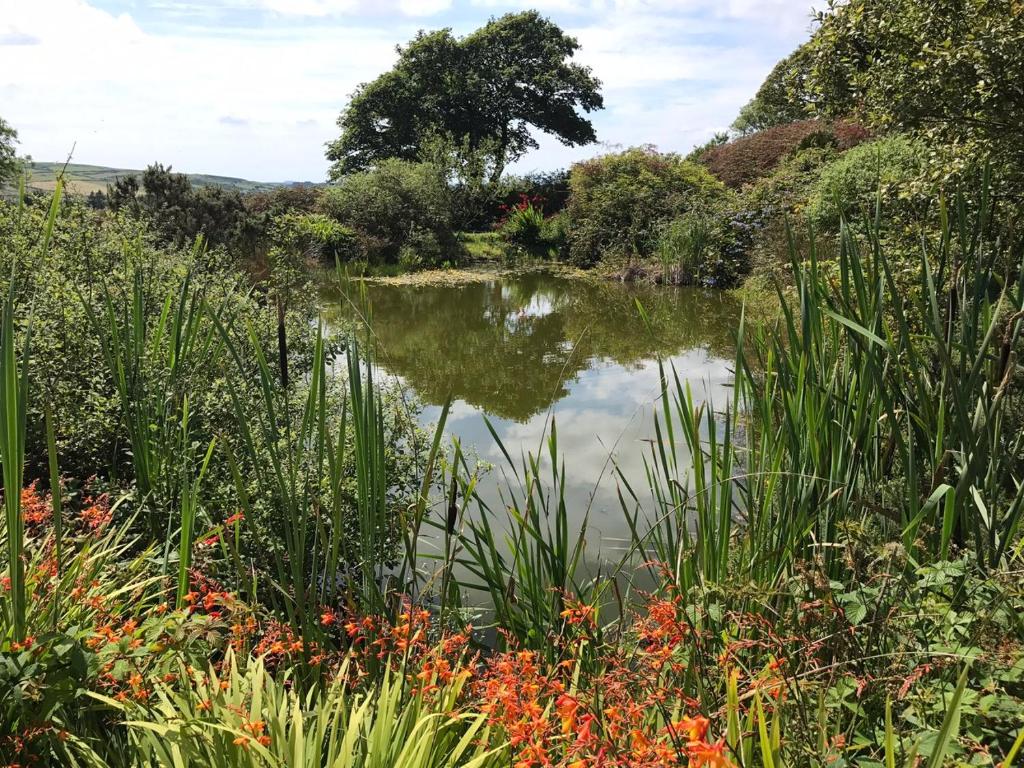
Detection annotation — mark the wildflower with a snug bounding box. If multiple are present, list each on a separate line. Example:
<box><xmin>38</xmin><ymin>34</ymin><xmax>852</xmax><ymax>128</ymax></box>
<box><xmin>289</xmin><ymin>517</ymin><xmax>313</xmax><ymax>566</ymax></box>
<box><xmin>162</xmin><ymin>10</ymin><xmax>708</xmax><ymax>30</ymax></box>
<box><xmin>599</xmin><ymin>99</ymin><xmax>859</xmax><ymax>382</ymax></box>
<box><xmin>555</xmin><ymin>694</ymin><xmax>580</xmax><ymax>734</ymax></box>
<box><xmin>669</xmin><ymin>715</ymin><xmax>710</xmax><ymax>746</ymax></box>
<box><xmin>688</xmin><ymin>738</ymin><xmax>734</xmax><ymax>768</ymax></box>
<box><xmin>559</xmin><ymin>599</ymin><xmax>596</xmax><ymax>628</ymax></box>
<box><xmin>225</xmin><ymin>511</ymin><xmax>244</xmax><ymax>526</ymax></box>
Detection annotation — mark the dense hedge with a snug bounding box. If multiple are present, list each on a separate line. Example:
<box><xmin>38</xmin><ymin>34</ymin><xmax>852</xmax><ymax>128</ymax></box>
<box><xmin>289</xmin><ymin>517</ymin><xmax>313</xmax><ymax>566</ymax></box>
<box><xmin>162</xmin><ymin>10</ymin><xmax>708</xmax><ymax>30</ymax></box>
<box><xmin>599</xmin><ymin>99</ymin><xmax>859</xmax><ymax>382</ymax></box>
<box><xmin>565</xmin><ymin>147</ymin><xmax>728</xmax><ymax>267</ymax></box>
<box><xmin>698</xmin><ymin>119</ymin><xmax>870</xmax><ymax>189</ymax></box>
<box><xmin>318</xmin><ymin>159</ymin><xmax>461</xmax><ymax>267</ymax></box>
<box><xmin>807</xmin><ymin>133</ymin><xmax>927</xmax><ymax>228</ymax></box>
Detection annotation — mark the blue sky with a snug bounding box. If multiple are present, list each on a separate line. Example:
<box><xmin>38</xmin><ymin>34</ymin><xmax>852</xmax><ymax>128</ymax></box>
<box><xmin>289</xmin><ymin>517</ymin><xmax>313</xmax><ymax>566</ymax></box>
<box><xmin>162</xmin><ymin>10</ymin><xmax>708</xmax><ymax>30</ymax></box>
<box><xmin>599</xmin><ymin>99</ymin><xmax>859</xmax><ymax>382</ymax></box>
<box><xmin>0</xmin><ymin>0</ymin><xmax>817</xmax><ymax>182</ymax></box>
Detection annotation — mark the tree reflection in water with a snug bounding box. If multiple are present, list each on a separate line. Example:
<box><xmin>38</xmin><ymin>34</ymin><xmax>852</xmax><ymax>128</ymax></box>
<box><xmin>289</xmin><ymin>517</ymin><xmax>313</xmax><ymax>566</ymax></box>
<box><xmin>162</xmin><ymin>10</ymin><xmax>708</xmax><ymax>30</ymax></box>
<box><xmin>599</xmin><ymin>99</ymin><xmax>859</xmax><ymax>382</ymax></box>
<box><xmin>321</xmin><ymin>272</ymin><xmax>740</xmax><ymax>422</ymax></box>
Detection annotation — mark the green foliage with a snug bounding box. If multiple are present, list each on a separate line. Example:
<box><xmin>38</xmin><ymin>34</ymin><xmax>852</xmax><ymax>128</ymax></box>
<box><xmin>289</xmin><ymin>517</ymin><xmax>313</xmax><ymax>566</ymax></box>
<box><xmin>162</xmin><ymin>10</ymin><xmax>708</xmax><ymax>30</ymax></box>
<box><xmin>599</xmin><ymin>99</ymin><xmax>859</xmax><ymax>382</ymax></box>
<box><xmin>655</xmin><ymin>213</ymin><xmax>713</xmax><ymax>283</ymax></box>
<box><xmin>805</xmin><ymin>0</ymin><xmax>1024</xmax><ymax>185</ymax></box>
<box><xmin>496</xmin><ymin>202</ymin><xmax>551</xmax><ymax>261</ymax></box>
<box><xmin>326</xmin><ymin>11</ymin><xmax>603</xmax><ymax>182</ymax></box>
<box><xmin>0</xmin><ymin>116</ymin><xmax>20</xmax><ymax>186</ymax></box>
<box><xmin>318</xmin><ymin>159</ymin><xmax>460</xmax><ymax>267</ymax></box>
<box><xmin>269</xmin><ymin>212</ymin><xmax>358</xmax><ymax>264</ymax></box>
<box><xmin>808</xmin><ymin>134</ymin><xmax>928</xmax><ymax>228</ymax></box>
<box><xmin>731</xmin><ymin>43</ymin><xmax>818</xmax><ymax>135</ymax></box>
<box><xmin>110</xmin><ymin>652</ymin><xmax>503</xmax><ymax>768</ymax></box>
<box><xmin>107</xmin><ymin>163</ymin><xmax>248</xmax><ymax>251</ymax></box>
<box><xmin>564</xmin><ymin>147</ymin><xmax>728</xmax><ymax>267</ymax></box>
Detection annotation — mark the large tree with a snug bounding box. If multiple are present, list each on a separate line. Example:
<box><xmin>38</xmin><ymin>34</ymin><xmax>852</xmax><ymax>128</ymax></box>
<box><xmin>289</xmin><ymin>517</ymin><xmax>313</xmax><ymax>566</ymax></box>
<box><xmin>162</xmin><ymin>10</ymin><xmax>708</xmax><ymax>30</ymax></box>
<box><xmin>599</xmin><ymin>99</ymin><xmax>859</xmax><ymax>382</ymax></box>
<box><xmin>731</xmin><ymin>44</ymin><xmax>818</xmax><ymax>135</ymax></box>
<box><xmin>804</xmin><ymin>0</ymin><xmax>1024</xmax><ymax>176</ymax></box>
<box><xmin>0</xmin><ymin>116</ymin><xmax>20</xmax><ymax>184</ymax></box>
<box><xmin>326</xmin><ymin>11</ymin><xmax>603</xmax><ymax>181</ymax></box>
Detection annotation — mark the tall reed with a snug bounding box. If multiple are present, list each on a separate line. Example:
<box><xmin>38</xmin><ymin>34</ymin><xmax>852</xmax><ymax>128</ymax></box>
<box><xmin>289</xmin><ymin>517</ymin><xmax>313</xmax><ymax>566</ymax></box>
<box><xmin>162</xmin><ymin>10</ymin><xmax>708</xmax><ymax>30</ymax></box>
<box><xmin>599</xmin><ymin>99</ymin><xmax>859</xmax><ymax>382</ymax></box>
<box><xmin>1</xmin><ymin>179</ymin><xmax>61</xmax><ymax>642</ymax></box>
<box><xmin>626</xmin><ymin>180</ymin><xmax>1024</xmax><ymax>600</ymax></box>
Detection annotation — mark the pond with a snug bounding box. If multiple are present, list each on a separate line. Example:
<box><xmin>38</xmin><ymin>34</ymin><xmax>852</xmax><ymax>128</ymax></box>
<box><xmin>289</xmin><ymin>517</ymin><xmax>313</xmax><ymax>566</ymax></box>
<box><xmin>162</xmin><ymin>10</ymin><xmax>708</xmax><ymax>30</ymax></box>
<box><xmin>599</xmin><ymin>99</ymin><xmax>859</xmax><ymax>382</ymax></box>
<box><xmin>321</xmin><ymin>270</ymin><xmax>741</xmax><ymax>571</ymax></box>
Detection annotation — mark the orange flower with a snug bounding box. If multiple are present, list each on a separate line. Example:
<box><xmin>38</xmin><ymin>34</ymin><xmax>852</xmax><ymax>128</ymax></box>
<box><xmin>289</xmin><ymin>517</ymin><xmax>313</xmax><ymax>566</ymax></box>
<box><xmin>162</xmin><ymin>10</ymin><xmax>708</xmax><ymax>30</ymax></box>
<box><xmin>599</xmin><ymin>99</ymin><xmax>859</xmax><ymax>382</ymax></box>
<box><xmin>667</xmin><ymin>715</ymin><xmax>709</xmax><ymax>746</ymax></box>
<box><xmin>689</xmin><ymin>738</ymin><xmax>734</xmax><ymax>768</ymax></box>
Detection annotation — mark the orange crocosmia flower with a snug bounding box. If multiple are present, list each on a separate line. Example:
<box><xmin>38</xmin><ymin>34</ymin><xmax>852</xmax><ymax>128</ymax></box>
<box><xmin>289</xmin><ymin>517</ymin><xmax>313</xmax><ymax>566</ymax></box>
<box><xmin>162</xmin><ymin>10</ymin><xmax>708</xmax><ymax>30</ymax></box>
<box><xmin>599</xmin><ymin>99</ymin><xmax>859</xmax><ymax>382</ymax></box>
<box><xmin>668</xmin><ymin>715</ymin><xmax>710</xmax><ymax>746</ymax></box>
<box><xmin>688</xmin><ymin>738</ymin><xmax>734</xmax><ymax>768</ymax></box>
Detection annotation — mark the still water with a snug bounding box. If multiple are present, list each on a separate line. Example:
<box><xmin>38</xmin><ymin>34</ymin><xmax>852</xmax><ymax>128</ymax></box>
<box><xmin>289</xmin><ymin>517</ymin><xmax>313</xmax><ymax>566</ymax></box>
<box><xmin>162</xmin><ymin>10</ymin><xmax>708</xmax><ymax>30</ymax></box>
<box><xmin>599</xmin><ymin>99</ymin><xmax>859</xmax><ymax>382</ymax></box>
<box><xmin>322</xmin><ymin>270</ymin><xmax>741</xmax><ymax>566</ymax></box>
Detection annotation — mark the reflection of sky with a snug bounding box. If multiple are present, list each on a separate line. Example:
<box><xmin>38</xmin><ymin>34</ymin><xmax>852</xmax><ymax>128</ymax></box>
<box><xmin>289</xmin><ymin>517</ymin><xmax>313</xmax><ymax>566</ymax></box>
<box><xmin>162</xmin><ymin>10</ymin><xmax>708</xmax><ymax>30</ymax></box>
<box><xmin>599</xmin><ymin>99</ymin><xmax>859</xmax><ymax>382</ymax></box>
<box><xmin>406</xmin><ymin>347</ymin><xmax>734</xmax><ymax>566</ymax></box>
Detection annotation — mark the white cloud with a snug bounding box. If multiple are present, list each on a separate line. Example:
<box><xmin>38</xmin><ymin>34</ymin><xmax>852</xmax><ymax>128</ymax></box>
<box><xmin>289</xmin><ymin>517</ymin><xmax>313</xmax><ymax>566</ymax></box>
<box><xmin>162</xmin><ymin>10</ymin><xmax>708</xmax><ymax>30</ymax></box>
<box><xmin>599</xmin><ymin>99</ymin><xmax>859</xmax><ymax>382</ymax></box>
<box><xmin>0</xmin><ymin>0</ymin><xmax>812</xmax><ymax>179</ymax></box>
<box><xmin>257</xmin><ymin>0</ymin><xmax>359</xmax><ymax>15</ymax></box>
<box><xmin>399</xmin><ymin>0</ymin><xmax>455</xmax><ymax>15</ymax></box>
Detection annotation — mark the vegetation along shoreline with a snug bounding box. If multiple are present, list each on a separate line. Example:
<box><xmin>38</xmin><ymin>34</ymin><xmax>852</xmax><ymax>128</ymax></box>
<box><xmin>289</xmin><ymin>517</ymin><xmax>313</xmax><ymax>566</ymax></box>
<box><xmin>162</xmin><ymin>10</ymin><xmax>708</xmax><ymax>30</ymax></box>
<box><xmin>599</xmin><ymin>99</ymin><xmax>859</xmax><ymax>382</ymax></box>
<box><xmin>2</xmin><ymin>2</ymin><xmax>1024</xmax><ymax>766</ymax></box>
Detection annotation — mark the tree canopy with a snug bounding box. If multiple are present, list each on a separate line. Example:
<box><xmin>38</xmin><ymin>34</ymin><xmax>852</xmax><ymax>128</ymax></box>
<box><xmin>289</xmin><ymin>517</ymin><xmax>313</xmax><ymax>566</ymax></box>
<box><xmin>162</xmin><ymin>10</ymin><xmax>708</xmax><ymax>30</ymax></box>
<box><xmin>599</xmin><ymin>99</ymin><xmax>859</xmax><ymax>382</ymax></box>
<box><xmin>107</xmin><ymin>163</ymin><xmax>247</xmax><ymax>249</ymax></box>
<box><xmin>803</xmin><ymin>0</ymin><xmax>1024</xmax><ymax>177</ymax></box>
<box><xmin>731</xmin><ymin>44</ymin><xmax>817</xmax><ymax>135</ymax></box>
<box><xmin>0</xmin><ymin>116</ymin><xmax>20</xmax><ymax>184</ymax></box>
<box><xmin>326</xmin><ymin>11</ymin><xmax>603</xmax><ymax>181</ymax></box>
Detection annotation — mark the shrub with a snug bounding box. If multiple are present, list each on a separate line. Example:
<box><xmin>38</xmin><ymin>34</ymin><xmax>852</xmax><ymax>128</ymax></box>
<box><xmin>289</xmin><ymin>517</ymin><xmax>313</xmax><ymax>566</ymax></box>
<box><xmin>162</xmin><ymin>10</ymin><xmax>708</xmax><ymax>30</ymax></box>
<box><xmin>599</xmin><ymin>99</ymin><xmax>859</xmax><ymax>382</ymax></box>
<box><xmin>698</xmin><ymin>119</ymin><xmax>870</xmax><ymax>189</ymax></box>
<box><xmin>269</xmin><ymin>212</ymin><xmax>358</xmax><ymax>264</ymax></box>
<box><xmin>654</xmin><ymin>204</ymin><xmax>755</xmax><ymax>288</ymax></box>
<box><xmin>808</xmin><ymin>133</ymin><xmax>928</xmax><ymax>229</ymax></box>
<box><xmin>496</xmin><ymin>196</ymin><xmax>548</xmax><ymax>259</ymax></box>
<box><xmin>565</xmin><ymin>147</ymin><xmax>727</xmax><ymax>267</ymax></box>
<box><xmin>481</xmin><ymin>170</ymin><xmax>572</xmax><ymax>230</ymax></box>
<box><xmin>734</xmin><ymin>146</ymin><xmax>839</xmax><ymax>276</ymax></box>
<box><xmin>540</xmin><ymin>210</ymin><xmax>569</xmax><ymax>260</ymax></box>
<box><xmin>318</xmin><ymin>159</ymin><xmax>460</xmax><ymax>266</ymax></box>
<box><xmin>106</xmin><ymin>163</ymin><xmax>249</xmax><ymax>253</ymax></box>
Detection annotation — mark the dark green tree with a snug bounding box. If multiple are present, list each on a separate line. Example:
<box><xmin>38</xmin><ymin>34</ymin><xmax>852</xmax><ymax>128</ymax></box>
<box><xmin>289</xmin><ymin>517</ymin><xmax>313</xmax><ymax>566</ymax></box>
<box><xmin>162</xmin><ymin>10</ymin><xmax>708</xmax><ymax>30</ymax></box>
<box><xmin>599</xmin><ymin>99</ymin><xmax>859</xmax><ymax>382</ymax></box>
<box><xmin>107</xmin><ymin>175</ymin><xmax>141</xmax><ymax>215</ymax></box>
<box><xmin>326</xmin><ymin>11</ymin><xmax>603</xmax><ymax>182</ymax></box>
<box><xmin>0</xmin><ymin>116</ymin><xmax>20</xmax><ymax>184</ymax></box>
<box><xmin>108</xmin><ymin>164</ymin><xmax>247</xmax><ymax>250</ymax></box>
<box><xmin>804</xmin><ymin>0</ymin><xmax>1024</xmax><ymax>177</ymax></box>
<box><xmin>731</xmin><ymin>44</ymin><xmax>817</xmax><ymax>135</ymax></box>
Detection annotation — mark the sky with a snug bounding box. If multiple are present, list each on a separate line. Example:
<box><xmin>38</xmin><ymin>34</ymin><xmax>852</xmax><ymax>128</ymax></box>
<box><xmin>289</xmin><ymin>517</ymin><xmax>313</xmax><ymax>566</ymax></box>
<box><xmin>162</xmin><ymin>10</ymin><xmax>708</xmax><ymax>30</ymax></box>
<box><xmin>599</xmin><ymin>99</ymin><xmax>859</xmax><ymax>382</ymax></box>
<box><xmin>0</xmin><ymin>0</ymin><xmax>818</xmax><ymax>182</ymax></box>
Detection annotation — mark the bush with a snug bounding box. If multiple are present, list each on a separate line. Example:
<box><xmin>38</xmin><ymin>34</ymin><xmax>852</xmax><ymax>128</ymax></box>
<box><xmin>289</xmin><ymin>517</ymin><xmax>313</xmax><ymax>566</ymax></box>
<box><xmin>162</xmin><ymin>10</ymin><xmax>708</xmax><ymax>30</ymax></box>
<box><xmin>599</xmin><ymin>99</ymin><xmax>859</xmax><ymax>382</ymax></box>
<box><xmin>698</xmin><ymin>119</ymin><xmax>870</xmax><ymax>189</ymax></box>
<box><xmin>106</xmin><ymin>163</ymin><xmax>249</xmax><ymax>253</ymax></box>
<box><xmin>565</xmin><ymin>147</ymin><xmax>727</xmax><ymax>267</ymax></box>
<box><xmin>269</xmin><ymin>212</ymin><xmax>359</xmax><ymax>264</ymax></box>
<box><xmin>481</xmin><ymin>170</ymin><xmax>571</xmax><ymax>231</ymax></box>
<box><xmin>654</xmin><ymin>204</ymin><xmax>755</xmax><ymax>288</ymax></box>
<box><xmin>808</xmin><ymin>133</ymin><xmax>928</xmax><ymax>229</ymax></box>
<box><xmin>318</xmin><ymin>159</ymin><xmax>460</xmax><ymax>267</ymax></box>
<box><xmin>496</xmin><ymin>196</ymin><xmax>548</xmax><ymax>259</ymax></box>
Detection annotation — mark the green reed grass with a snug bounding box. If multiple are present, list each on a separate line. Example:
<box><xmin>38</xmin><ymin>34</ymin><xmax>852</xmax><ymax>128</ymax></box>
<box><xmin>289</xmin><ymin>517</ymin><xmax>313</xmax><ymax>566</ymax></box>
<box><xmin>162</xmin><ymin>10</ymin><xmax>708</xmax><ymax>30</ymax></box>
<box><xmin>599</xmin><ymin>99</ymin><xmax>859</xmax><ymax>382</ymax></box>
<box><xmin>0</xmin><ymin>178</ymin><xmax>61</xmax><ymax>642</ymax></box>
<box><xmin>623</xmin><ymin>180</ymin><xmax>1024</xmax><ymax>602</ymax></box>
<box><xmin>1</xmin><ymin>283</ymin><xmax>31</xmax><ymax>642</ymax></box>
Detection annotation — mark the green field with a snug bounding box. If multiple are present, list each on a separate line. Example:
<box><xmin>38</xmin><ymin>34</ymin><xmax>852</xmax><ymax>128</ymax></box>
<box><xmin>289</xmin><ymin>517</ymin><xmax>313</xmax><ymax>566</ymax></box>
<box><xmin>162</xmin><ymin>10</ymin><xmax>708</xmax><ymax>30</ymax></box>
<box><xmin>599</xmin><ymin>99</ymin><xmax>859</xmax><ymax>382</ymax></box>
<box><xmin>24</xmin><ymin>161</ymin><xmax>316</xmax><ymax>196</ymax></box>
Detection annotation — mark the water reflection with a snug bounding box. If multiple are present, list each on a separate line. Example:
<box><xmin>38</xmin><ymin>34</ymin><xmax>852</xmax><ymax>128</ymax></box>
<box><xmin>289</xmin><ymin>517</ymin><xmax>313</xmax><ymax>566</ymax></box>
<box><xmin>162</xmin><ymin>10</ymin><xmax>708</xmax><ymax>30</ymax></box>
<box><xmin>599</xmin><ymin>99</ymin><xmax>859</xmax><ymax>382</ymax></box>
<box><xmin>321</xmin><ymin>271</ymin><xmax>741</xmax><ymax>561</ymax></box>
<box><xmin>321</xmin><ymin>272</ymin><xmax>739</xmax><ymax>422</ymax></box>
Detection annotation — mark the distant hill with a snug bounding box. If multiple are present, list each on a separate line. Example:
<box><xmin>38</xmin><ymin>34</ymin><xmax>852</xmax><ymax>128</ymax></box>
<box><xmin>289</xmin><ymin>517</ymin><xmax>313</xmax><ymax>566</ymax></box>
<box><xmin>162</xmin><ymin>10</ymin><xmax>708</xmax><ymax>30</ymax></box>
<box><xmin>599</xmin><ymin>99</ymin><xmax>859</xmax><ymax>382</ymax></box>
<box><xmin>23</xmin><ymin>162</ymin><xmax>322</xmax><ymax>197</ymax></box>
